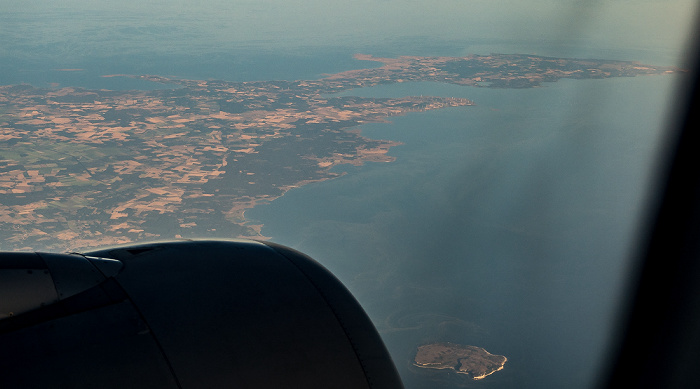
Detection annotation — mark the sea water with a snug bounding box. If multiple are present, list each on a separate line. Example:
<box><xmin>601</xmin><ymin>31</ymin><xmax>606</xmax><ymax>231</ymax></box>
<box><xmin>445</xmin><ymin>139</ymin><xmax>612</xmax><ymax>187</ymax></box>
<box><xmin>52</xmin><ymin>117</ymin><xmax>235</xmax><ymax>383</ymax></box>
<box><xmin>247</xmin><ymin>73</ymin><xmax>680</xmax><ymax>388</ymax></box>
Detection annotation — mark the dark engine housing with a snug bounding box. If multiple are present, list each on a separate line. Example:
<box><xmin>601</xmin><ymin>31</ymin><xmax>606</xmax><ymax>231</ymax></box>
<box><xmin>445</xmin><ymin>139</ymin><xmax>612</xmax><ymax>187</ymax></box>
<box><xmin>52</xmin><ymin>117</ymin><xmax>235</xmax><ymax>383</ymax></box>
<box><xmin>0</xmin><ymin>240</ymin><xmax>403</xmax><ymax>388</ymax></box>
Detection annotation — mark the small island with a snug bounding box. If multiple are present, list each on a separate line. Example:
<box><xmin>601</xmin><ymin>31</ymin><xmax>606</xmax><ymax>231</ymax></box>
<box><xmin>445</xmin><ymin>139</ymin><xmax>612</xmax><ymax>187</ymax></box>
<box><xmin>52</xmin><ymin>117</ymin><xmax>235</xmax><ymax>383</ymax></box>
<box><xmin>413</xmin><ymin>343</ymin><xmax>507</xmax><ymax>380</ymax></box>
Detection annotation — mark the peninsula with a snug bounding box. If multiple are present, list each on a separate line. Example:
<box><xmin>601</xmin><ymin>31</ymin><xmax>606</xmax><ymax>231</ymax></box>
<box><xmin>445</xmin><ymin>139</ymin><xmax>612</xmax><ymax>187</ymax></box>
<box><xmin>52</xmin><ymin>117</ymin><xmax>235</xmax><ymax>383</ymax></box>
<box><xmin>414</xmin><ymin>342</ymin><xmax>507</xmax><ymax>380</ymax></box>
<box><xmin>0</xmin><ymin>53</ymin><xmax>679</xmax><ymax>251</ymax></box>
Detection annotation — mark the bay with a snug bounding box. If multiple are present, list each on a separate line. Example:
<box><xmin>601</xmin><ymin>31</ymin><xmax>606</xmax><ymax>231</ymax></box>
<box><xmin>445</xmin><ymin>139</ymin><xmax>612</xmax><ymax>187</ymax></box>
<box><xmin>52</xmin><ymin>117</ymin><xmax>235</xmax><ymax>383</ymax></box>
<box><xmin>247</xmin><ymin>74</ymin><xmax>679</xmax><ymax>388</ymax></box>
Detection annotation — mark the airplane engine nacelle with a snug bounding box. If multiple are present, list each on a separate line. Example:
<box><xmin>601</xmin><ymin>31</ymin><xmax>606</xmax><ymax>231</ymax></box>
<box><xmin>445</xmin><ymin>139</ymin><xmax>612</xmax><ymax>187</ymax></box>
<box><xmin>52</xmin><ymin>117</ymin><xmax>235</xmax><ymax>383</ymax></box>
<box><xmin>0</xmin><ymin>240</ymin><xmax>403</xmax><ymax>388</ymax></box>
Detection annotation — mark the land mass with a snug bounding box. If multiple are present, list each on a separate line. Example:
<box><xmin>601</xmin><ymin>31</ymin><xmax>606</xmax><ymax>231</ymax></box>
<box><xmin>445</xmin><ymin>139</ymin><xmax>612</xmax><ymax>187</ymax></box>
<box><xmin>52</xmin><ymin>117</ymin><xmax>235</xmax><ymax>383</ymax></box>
<box><xmin>0</xmin><ymin>53</ymin><xmax>679</xmax><ymax>251</ymax></box>
<box><xmin>414</xmin><ymin>342</ymin><xmax>507</xmax><ymax>380</ymax></box>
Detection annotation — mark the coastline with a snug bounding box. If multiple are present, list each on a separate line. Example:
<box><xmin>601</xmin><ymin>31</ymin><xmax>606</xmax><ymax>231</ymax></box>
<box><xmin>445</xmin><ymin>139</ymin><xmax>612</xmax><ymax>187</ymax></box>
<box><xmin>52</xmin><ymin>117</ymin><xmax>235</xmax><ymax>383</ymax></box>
<box><xmin>0</xmin><ymin>53</ymin><xmax>677</xmax><ymax>251</ymax></box>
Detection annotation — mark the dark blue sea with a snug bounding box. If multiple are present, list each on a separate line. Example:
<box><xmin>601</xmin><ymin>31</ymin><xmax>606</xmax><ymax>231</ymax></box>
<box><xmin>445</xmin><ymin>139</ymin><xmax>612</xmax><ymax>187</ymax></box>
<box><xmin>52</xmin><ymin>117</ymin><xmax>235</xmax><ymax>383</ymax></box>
<box><xmin>248</xmin><ymin>74</ymin><xmax>680</xmax><ymax>388</ymax></box>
